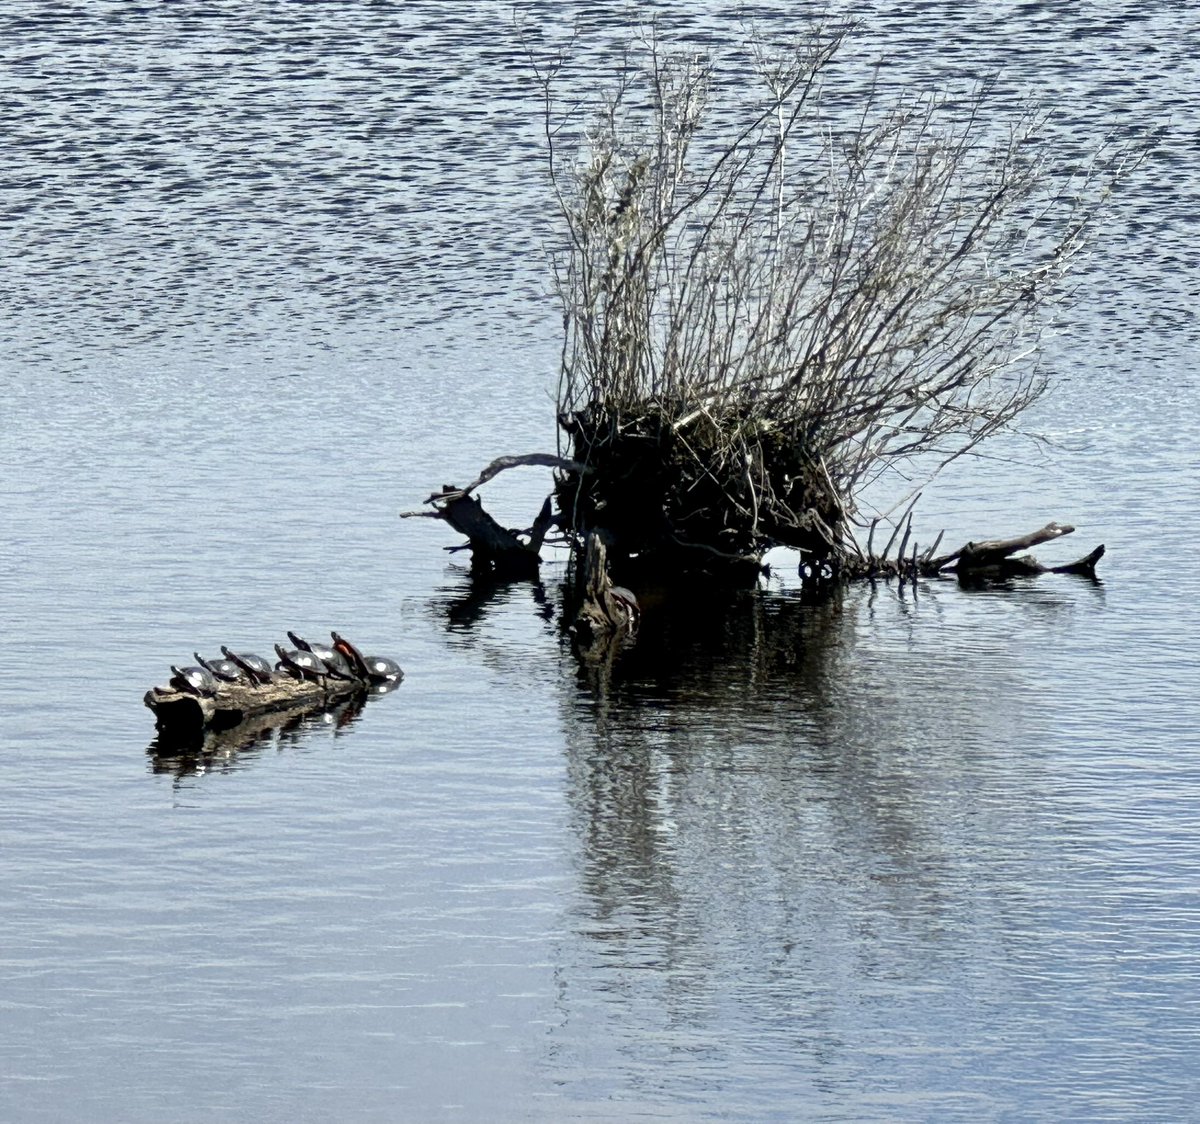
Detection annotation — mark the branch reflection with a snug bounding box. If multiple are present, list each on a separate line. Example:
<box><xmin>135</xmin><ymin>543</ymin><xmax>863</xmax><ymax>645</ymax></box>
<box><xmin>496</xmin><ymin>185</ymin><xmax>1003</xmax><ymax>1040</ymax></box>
<box><xmin>553</xmin><ymin>580</ymin><xmax>1060</xmax><ymax>1078</ymax></box>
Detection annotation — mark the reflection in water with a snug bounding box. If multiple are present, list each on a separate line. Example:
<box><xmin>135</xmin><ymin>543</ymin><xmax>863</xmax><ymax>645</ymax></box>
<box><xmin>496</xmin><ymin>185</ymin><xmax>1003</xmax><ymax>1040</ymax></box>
<box><xmin>549</xmin><ymin>581</ymin><xmax>1087</xmax><ymax>1112</ymax></box>
<box><xmin>430</xmin><ymin>568</ymin><xmax>555</xmax><ymax>633</ymax></box>
<box><xmin>147</xmin><ymin>684</ymin><xmax>397</xmax><ymax>778</ymax></box>
<box><xmin>957</xmin><ymin>569</ymin><xmax>1105</xmax><ymax>595</ymax></box>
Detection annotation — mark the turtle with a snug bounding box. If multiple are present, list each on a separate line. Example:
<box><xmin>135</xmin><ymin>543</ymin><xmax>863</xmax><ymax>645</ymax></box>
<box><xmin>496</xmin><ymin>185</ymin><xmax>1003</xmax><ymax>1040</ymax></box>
<box><xmin>274</xmin><ymin>644</ymin><xmax>330</xmax><ymax>683</ymax></box>
<box><xmin>361</xmin><ymin>654</ymin><xmax>404</xmax><ymax>683</ymax></box>
<box><xmin>169</xmin><ymin>664</ymin><xmax>218</xmax><ymax>698</ymax></box>
<box><xmin>609</xmin><ymin>585</ymin><xmax>641</xmax><ymax>632</ymax></box>
<box><xmin>330</xmin><ymin>631</ymin><xmax>370</xmax><ymax>679</ymax></box>
<box><xmin>330</xmin><ymin>631</ymin><xmax>403</xmax><ymax>684</ymax></box>
<box><xmin>286</xmin><ymin>631</ymin><xmax>358</xmax><ymax>681</ymax></box>
<box><xmin>193</xmin><ymin>652</ymin><xmax>248</xmax><ymax>684</ymax></box>
<box><xmin>220</xmin><ymin>647</ymin><xmax>274</xmax><ymax>685</ymax></box>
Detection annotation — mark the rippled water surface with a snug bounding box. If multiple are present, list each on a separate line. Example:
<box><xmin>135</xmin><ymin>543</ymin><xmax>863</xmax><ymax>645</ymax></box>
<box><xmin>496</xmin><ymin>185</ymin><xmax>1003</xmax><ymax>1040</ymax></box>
<box><xmin>3</xmin><ymin>3</ymin><xmax>1199</xmax><ymax>1121</ymax></box>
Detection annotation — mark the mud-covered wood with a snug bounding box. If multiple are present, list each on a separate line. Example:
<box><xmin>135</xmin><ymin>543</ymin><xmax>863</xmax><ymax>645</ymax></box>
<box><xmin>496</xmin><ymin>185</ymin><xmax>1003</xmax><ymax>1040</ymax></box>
<box><xmin>145</xmin><ymin>674</ymin><xmax>365</xmax><ymax>732</ymax></box>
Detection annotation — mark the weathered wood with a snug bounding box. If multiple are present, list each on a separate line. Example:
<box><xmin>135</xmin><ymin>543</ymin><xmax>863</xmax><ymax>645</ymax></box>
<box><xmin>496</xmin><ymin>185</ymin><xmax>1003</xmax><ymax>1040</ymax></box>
<box><xmin>148</xmin><ymin>690</ymin><xmax>365</xmax><ymax>761</ymax></box>
<box><xmin>145</xmin><ymin>674</ymin><xmax>365</xmax><ymax>732</ymax></box>
<box><xmin>451</xmin><ymin>453</ymin><xmax>588</xmax><ymax>497</ymax></box>
<box><xmin>401</xmin><ymin>457</ymin><xmax>571</xmax><ymax>576</ymax></box>
<box><xmin>952</xmin><ymin>521</ymin><xmax>1075</xmax><ymax>573</ymax></box>
<box><xmin>838</xmin><ymin>520</ymin><xmax>1103</xmax><ymax>583</ymax></box>
<box><xmin>426</xmin><ymin>491</ymin><xmax>542</xmax><ymax>577</ymax></box>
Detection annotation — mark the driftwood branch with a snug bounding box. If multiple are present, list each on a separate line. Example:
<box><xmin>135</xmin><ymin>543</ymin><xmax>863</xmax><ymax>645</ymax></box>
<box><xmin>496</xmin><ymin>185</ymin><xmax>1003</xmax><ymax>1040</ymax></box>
<box><xmin>451</xmin><ymin>453</ymin><xmax>589</xmax><ymax>497</ymax></box>
<box><xmin>401</xmin><ymin>454</ymin><xmax>587</xmax><ymax>577</ymax></box>
<box><xmin>949</xmin><ymin>520</ymin><xmax>1075</xmax><ymax>571</ymax></box>
<box><xmin>846</xmin><ymin>519</ymin><xmax>1103</xmax><ymax>582</ymax></box>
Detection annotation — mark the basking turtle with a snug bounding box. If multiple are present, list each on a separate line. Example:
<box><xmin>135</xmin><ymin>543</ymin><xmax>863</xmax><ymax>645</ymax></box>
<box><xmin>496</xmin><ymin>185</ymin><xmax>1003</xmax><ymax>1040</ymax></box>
<box><xmin>169</xmin><ymin>664</ymin><xmax>218</xmax><ymax>698</ymax></box>
<box><xmin>220</xmin><ymin>647</ymin><xmax>274</xmax><ymax>685</ymax></box>
<box><xmin>274</xmin><ymin>644</ymin><xmax>329</xmax><ymax>683</ymax></box>
<box><xmin>330</xmin><ymin>632</ymin><xmax>404</xmax><ymax>684</ymax></box>
<box><xmin>361</xmin><ymin>654</ymin><xmax>404</xmax><ymax>683</ymax></box>
<box><xmin>193</xmin><ymin>652</ymin><xmax>247</xmax><ymax>684</ymax></box>
<box><xmin>286</xmin><ymin>631</ymin><xmax>358</xmax><ymax>681</ymax></box>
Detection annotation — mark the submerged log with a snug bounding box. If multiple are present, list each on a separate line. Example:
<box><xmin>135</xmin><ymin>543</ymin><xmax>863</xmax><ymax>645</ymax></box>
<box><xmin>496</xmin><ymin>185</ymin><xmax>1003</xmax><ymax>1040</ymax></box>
<box><xmin>938</xmin><ymin>521</ymin><xmax>1066</xmax><ymax>572</ymax></box>
<box><xmin>145</xmin><ymin>674</ymin><xmax>367</xmax><ymax>733</ymax></box>
<box><xmin>932</xmin><ymin>521</ymin><xmax>1104</xmax><ymax>579</ymax></box>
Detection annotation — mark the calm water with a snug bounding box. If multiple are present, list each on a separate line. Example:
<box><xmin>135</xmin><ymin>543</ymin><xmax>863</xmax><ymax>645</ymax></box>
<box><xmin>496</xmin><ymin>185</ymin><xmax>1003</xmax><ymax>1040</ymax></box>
<box><xmin>3</xmin><ymin>2</ymin><xmax>1199</xmax><ymax>1121</ymax></box>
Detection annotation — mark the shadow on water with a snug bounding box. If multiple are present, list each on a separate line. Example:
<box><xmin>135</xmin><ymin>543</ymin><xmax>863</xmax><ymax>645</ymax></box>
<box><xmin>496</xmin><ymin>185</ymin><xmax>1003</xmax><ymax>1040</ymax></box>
<box><xmin>146</xmin><ymin>682</ymin><xmax>400</xmax><ymax>778</ymax></box>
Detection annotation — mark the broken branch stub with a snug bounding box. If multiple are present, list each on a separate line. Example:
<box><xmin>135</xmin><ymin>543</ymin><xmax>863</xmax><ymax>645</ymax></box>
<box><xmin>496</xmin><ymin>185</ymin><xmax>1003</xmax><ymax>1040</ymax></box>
<box><xmin>573</xmin><ymin>532</ymin><xmax>640</xmax><ymax>643</ymax></box>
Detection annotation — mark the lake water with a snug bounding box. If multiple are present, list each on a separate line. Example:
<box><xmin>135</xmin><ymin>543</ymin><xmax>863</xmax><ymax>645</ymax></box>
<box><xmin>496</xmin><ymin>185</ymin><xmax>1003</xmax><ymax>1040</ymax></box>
<box><xmin>3</xmin><ymin>2</ymin><xmax>1199</xmax><ymax>1121</ymax></box>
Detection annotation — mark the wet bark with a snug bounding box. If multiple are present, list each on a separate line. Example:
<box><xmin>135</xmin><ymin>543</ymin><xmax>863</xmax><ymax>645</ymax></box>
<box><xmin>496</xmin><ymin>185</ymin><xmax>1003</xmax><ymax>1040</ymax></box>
<box><xmin>428</xmin><ymin>489</ymin><xmax>544</xmax><ymax>578</ymax></box>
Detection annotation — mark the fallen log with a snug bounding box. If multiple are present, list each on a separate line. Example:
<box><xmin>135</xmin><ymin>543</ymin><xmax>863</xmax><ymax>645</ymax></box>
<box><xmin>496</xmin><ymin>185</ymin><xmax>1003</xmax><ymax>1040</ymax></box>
<box><xmin>145</xmin><ymin>674</ymin><xmax>368</xmax><ymax>733</ymax></box>
<box><xmin>148</xmin><ymin>688</ymin><xmax>373</xmax><ymax>769</ymax></box>
<box><xmin>145</xmin><ymin>633</ymin><xmax>402</xmax><ymax>733</ymax></box>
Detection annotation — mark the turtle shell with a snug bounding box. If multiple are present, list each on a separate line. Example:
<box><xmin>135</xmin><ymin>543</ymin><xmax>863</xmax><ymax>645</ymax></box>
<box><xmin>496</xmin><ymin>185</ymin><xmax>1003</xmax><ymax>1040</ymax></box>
<box><xmin>169</xmin><ymin>664</ymin><xmax>218</xmax><ymax>698</ymax></box>
<box><xmin>194</xmin><ymin>653</ymin><xmax>246</xmax><ymax>683</ymax></box>
<box><xmin>330</xmin><ymin>631</ymin><xmax>370</xmax><ymax>679</ymax></box>
<box><xmin>287</xmin><ymin>632</ymin><xmax>357</xmax><ymax>680</ymax></box>
<box><xmin>274</xmin><ymin>644</ymin><xmax>329</xmax><ymax>681</ymax></box>
<box><xmin>363</xmin><ymin>655</ymin><xmax>404</xmax><ymax>683</ymax></box>
<box><xmin>220</xmin><ymin>648</ymin><xmax>274</xmax><ymax>685</ymax></box>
